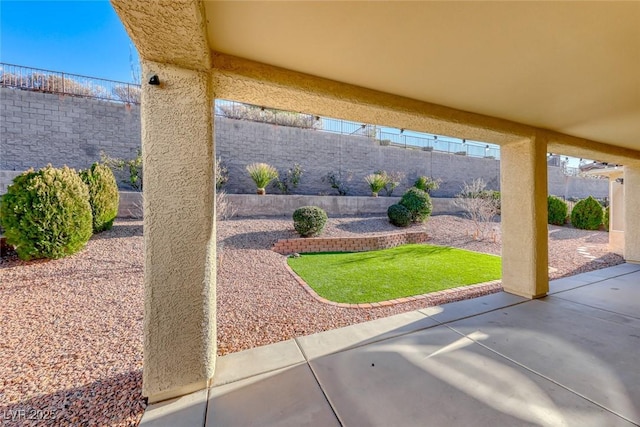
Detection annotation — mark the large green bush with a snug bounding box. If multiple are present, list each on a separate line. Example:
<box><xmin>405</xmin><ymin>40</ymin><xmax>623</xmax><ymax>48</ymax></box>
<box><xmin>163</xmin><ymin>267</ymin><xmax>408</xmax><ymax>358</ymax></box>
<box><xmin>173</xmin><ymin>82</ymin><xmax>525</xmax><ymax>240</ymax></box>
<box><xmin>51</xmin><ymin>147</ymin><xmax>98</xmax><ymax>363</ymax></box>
<box><xmin>603</xmin><ymin>206</ymin><xmax>610</xmax><ymax>231</ymax></box>
<box><xmin>399</xmin><ymin>187</ymin><xmax>432</xmax><ymax>223</ymax></box>
<box><xmin>571</xmin><ymin>196</ymin><xmax>604</xmax><ymax>230</ymax></box>
<box><xmin>293</xmin><ymin>206</ymin><xmax>328</xmax><ymax>237</ymax></box>
<box><xmin>80</xmin><ymin>163</ymin><xmax>119</xmax><ymax>233</ymax></box>
<box><xmin>387</xmin><ymin>204</ymin><xmax>411</xmax><ymax>227</ymax></box>
<box><xmin>547</xmin><ymin>196</ymin><xmax>568</xmax><ymax>226</ymax></box>
<box><xmin>0</xmin><ymin>165</ymin><xmax>93</xmax><ymax>260</ymax></box>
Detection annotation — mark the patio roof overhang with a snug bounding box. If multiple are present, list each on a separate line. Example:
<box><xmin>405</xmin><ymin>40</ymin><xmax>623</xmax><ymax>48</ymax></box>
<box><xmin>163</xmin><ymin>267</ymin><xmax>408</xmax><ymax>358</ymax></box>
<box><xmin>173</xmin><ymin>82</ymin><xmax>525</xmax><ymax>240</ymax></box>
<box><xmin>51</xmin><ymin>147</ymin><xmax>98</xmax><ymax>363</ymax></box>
<box><xmin>113</xmin><ymin>0</ymin><xmax>640</xmax><ymax>158</ymax></box>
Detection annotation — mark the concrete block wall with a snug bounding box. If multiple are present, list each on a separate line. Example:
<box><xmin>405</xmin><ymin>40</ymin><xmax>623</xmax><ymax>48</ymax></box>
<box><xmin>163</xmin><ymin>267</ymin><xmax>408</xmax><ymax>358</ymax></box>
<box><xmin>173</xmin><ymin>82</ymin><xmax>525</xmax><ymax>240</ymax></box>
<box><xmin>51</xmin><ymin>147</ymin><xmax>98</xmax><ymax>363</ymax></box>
<box><xmin>216</xmin><ymin>117</ymin><xmax>501</xmax><ymax>198</ymax></box>
<box><xmin>0</xmin><ymin>87</ymin><xmax>607</xmax><ymax>199</ymax></box>
<box><xmin>226</xmin><ymin>194</ymin><xmax>464</xmax><ymax>217</ymax></box>
<box><xmin>0</xmin><ymin>170</ymin><xmax>21</xmax><ymax>195</ymax></box>
<box><xmin>118</xmin><ymin>191</ymin><xmax>144</xmax><ymax>219</ymax></box>
<box><xmin>547</xmin><ymin>166</ymin><xmax>608</xmax><ymax>200</ymax></box>
<box><xmin>0</xmin><ymin>87</ymin><xmax>140</xmax><ymax>172</ymax></box>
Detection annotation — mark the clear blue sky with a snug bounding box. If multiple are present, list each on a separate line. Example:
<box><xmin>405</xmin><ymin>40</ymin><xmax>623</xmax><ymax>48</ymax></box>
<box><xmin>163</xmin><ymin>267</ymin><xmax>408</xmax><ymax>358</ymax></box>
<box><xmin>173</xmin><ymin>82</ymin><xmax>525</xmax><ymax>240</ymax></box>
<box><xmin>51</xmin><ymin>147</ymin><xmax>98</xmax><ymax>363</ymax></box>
<box><xmin>1</xmin><ymin>0</ymin><xmax>137</xmax><ymax>83</ymax></box>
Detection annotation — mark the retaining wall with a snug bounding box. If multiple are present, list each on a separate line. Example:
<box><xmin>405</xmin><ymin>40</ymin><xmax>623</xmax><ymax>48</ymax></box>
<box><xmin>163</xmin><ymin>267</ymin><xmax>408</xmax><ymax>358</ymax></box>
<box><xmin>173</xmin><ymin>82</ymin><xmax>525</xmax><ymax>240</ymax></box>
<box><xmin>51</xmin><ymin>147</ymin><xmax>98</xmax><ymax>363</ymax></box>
<box><xmin>272</xmin><ymin>231</ymin><xmax>429</xmax><ymax>255</ymax></box>
<box><xmin>216</xmin><ymin>117</ymin><xmax>500</xmax><ymax>197</ymax></box>
<box><xmin>1</xmin><ymin>87</ymin><xmax>607</xmax><ymax>199</ymax></box>
<box><xmin>0</xmin><ymin>87</ymin><xmax>140</xmax><ymax>172</ymax></box>
<box><xmin>227</xmin><ymin>194</ymin><xmax>463</xmax><ymax>217</ymax></box>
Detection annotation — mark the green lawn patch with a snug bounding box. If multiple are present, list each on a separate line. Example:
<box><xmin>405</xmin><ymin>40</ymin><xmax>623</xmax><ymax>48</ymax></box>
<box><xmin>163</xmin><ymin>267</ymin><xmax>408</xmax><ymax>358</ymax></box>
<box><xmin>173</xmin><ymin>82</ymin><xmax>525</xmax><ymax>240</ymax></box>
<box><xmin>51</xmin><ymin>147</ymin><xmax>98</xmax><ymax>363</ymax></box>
<box><xmin>287</xmin><ymin>244</ymin><xmax>501</xmax><ymax>304</ymax></box>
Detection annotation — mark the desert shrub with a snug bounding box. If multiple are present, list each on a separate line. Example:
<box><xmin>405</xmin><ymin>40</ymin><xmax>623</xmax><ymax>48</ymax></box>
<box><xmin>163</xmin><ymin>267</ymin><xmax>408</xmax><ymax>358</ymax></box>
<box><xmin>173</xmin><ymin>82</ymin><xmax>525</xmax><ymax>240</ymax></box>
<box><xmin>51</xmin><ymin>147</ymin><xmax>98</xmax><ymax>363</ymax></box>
<box><xmin>80</xmin><ymin>163</ymin><xmax>119</xmax><ymax>233</ymax></box>
<box><xmin>377</xmin><ymin>170</ymin><xmax>405</xmax><ymax>196</ymax></box>
<box><xmin>274</xmin><ymin>163</ymin><xmax>304</xmax><ymax>194</ymax></box>
<box><xmin>246</xmin><ymin>162</ymin><xmax>278</xmax><ymax>194</ymax></box>
<box><xmin>547</xmin><ymin>196</ymin><xmax>568</xmax><ymax>226</ymax></box>
<box><xmin>364</xmin><ymin>173</ymin><xmax>389</xmax><ymax>196</ymax></box>
<box><xmin>399</xmin><ymin>187</ymin><xmax>432</xmax><ymax>223</ymax></box>
<box><xmin>387</xmin><ymin>204</ymin><xmax>411</xmax><ymax>227</ymax></box>
<box><xmin>488</xmin><ymin>190</ymin><xmax>501</xmax><ymax>214</ymax></box>
<box><xmin>215</xmin><ymin>156</ymin><xmax>229</xmax><ymax>191</ymax></box>
<box><xmin>112</xmin><ymin>83</ymin><xmax>141</xmax><ymax>104</ymax></box>
<box><xmin>101</xmin><ymin>149</ymin><xmax>143</xmax><ymax>191</ymax></box>
<box><xmin>218</xmin><ymin>103</ymin><xmax>321</xmax><ymax>129</ymax></box>
<box><xmin>455</xmin><ymin>178</ymin><xmax>500</xmax><ymax>240</ymax></box>
<box><xmin>414</xmin><ymin>176</ymin><xmax>441</xmax><ymax>194</ymax></box>
<box><xmin>322</xmin><ymin>170</ymin><xmax>353</xmax><ymax>196</ymax></box>
<box><xmin>0</xmin><ymin>165</ymin><xmax>93</xmax><ymax>260</ymax></box>
<box><xmin>571</xmin><ymin>196</ymin><xmax>604</xmax><ymax>230</ymax></box>
<box><xmin>216</xmin><ymin>190</ymin><xmax>236</xmax><ymax>221</ymax></box>
<box><xmin>603</xmin><ymin>206</ymin><xmax>610</xmax><ymax>231</ymax></box>
<box><xmin>293</xmin><ymin>206</ymin><xmax>328</xmax><ymax>237</ymax></box>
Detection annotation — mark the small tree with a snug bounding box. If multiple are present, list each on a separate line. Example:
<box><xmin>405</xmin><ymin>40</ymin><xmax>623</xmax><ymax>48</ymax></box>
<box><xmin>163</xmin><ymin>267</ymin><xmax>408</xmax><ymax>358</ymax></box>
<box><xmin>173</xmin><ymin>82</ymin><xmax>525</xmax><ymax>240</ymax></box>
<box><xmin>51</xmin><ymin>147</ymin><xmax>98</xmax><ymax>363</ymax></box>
<box><xmin>274</xmin><ymin>163</ymin><xmax>304</xmax><ymax>194</ymax></box>
<box><xmin>455</xmin><ymin>178</ymin><xmax>500</xmax><ymax>240</ymax></box>
<box><xmin>101</xmin><ymin>150</ymin><xmax>143</xmax><ymax>191</ymax></box>
<box><xmin>322</xmin><ymin>170</ymin><xmax>353</xmax><ymax>196</ymax></box>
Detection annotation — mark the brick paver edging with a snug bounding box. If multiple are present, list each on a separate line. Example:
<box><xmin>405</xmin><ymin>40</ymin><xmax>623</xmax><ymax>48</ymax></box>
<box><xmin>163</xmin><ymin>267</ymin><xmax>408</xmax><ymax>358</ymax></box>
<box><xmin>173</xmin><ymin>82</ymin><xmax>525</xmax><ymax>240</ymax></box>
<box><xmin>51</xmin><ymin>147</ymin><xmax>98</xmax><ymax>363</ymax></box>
<box><xmin>272</xmin><ymin>231</ymin><xmax>429</xmax><ymax>255</ymax></box>
<box><xmin>284</xmin><ymin>259</ymin><xmax>502</xmax><ymax>309</ymax></box>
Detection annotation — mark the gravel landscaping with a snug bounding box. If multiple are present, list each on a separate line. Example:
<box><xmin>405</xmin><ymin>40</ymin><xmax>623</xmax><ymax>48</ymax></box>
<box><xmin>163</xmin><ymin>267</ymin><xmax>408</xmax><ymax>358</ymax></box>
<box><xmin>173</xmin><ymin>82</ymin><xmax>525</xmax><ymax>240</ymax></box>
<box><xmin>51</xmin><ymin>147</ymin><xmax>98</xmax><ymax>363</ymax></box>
<box><xmin>0</xmin><ymin>214</ymin><xmax>623</xmax><ymax>425</ymax></box>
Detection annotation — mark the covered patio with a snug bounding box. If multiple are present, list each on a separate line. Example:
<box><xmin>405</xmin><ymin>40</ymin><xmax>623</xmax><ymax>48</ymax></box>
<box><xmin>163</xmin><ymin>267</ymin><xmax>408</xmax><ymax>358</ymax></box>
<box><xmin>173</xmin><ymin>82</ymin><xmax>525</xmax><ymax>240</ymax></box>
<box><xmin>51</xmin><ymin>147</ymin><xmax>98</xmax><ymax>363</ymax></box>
<box><xmin>141</xmin><ymin>263</ymin><xmax>640</xmax><ymax>426</ymax></box>
<box><xmin>109</xmin><ymin>1</ymin><xmax>640</xmax><ymax>423</ymax></box>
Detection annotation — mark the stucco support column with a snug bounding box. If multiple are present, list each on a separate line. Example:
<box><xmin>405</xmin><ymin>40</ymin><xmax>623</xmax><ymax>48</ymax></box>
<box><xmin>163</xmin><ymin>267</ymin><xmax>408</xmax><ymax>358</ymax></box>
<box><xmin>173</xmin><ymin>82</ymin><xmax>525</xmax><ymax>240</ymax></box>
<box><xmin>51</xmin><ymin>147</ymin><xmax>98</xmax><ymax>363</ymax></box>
<box><xmin>500</xmin><ymin>136</ymin><xmax>549</xmax><ymax>298</ymax></box>
<box><xmin>624</xmin><ymin>165</ymin><xmax>640</xmax><ymax>262</ymax></box>
<box><xmin>141</xmin><ymin>60</ymin><xmax>216</xmax><ymax>403</ymax></box>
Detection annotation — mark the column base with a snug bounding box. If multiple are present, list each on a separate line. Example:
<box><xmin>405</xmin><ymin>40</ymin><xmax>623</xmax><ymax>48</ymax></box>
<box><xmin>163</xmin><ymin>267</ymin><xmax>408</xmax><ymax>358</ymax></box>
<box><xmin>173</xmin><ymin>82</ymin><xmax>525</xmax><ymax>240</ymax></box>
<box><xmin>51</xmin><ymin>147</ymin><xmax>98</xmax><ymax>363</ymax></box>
<box><xmin>502</xmin><ymin>287</ymin><xmax>547</xmax><ymax>300</ymax></box>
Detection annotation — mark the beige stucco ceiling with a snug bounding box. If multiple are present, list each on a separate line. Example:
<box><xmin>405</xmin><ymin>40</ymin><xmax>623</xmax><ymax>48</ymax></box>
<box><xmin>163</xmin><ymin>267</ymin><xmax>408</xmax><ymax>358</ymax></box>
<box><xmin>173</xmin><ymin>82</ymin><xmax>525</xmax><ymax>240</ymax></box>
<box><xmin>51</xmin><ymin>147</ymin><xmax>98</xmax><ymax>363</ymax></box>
<box><xmin>203</xmin><ymin>1</ymin><xmax>639</xmax><ymax>152</ymax></box>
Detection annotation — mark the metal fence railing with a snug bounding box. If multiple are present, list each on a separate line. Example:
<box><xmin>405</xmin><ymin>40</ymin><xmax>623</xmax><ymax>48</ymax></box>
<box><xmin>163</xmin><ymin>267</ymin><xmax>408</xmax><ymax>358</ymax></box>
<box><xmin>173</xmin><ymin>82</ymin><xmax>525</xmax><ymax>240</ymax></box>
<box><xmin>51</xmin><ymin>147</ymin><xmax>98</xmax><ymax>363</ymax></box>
<box><xmin>0</xmin><ymin>63</ymin><xmax>141</xmax><ymax>104</ymax></box>
<box><xmin>215</xmin><ymin>99</ymin><xmax>501</xmax><ymax>159</ymax></box>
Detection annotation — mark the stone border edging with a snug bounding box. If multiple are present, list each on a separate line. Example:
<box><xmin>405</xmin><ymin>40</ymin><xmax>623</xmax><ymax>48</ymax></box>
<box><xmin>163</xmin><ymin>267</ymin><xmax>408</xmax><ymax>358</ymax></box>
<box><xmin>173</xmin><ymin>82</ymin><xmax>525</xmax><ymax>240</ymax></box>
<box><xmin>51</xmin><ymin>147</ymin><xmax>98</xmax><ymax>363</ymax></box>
<box><xmin>284</xmin><ymin>259</ymin><xmax>502</xmax><ymax>309</ymax></box>
<box><xmin>272</xmin><ymin>231</ymin><xmax>429</xmax><ymax>255</ymax></box>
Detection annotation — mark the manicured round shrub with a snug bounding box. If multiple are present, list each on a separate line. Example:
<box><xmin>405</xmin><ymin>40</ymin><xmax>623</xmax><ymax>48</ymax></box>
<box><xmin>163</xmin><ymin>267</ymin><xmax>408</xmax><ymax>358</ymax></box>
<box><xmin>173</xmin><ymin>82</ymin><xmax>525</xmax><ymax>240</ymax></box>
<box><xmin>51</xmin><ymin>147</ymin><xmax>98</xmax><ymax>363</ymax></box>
<box><xmin>293</xmin><ymin>206</ymin><xmax>328</xmax><ymax>237</ymax></box>
<box><xmin>80</xmin><ymin>162</ymin><xmax>119</xmax><ymax>233</ymax></box>
<box><xmin>387</xmin><ymin>204</ymin><xmax>411</xmax><ymax>227</ymax></box>
<box><xmin>547</xmin><ymin>195</ymin><xmax>568</xmax><ymax>226</ymax></box>
<box><xmin>571</xmin><ymin>196</ymin><xmax>604</xmax><ymax>230</ymax></box>
<box><xmin>0</xmin><ymin>165</ymin><xmax>93</xmax><ymax>260</ymax></box>
<box><xmin>603</xmin><ymin>206</ymin><xmax>610</xmax><ymax>231</ymax></box>
<box><xmin>399</xmin><ymin>187</ymin><xmax>432</xmax><ymax>223</ymax></box>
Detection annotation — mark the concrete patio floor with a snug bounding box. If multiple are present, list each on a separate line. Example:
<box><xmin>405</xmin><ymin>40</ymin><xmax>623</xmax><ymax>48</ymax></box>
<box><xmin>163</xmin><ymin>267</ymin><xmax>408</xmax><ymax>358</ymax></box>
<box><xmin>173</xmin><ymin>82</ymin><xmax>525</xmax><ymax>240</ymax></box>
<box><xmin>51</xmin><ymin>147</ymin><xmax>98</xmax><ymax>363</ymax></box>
<box><xmin>140</xmin><ymin>263</ymin><xmax>640</xmax><ymax>426</ymax></box>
